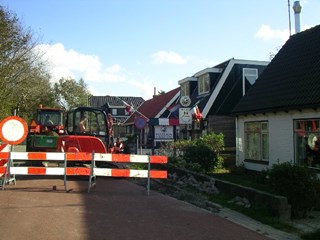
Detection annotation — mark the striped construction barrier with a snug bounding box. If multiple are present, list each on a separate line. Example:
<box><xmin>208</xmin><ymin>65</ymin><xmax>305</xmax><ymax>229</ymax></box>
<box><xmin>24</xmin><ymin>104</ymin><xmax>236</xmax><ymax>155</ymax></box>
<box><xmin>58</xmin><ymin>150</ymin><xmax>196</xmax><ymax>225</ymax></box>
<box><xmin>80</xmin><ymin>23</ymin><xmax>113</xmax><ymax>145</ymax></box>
<box><xmin>0</xmin><ymin>144</ymin><xmax>10</xmax><ymax>168</ymax></box>
<box><xmin>0</xmin><ymin>152</ymin><xmax>168</xmax><ymax>193</ymax></box>
<box><xmin>0</xmin><ymin>144</ymin><xmax>13</xmax><ymax>184</ymax></box>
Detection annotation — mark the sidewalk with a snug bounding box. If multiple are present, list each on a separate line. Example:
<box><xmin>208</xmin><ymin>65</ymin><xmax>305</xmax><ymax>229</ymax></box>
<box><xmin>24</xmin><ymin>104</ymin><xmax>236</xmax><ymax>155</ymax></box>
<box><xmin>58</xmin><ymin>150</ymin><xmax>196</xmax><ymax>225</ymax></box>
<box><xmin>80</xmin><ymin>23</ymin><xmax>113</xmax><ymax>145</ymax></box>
<box><xmin>215</xmin><ymin>206</ymin><xmax>301</xmax><ymax>240</ymax></box>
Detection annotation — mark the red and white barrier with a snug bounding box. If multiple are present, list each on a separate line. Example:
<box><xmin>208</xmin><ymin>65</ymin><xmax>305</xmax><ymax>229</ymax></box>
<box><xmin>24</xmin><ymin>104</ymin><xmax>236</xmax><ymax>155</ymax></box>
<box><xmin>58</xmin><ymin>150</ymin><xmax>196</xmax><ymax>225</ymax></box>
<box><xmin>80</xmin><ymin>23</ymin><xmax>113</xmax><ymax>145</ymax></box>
<box><xmin>0</xmin><ymin>151</ymin><xmax>168</xmax><ymax>192</ymax></box>
<box><xmin>0</xmin><ymin>152</ymin><xmax>167</xmax><ymax>177</ymax></box>
<box><xmin>0</xmin><ymin>143</ymin><xmax>10</xmax><ymax>178</ymax></box>
<box><xmin>0</xmin><ymin>152</ymin><xmax>167</xmax><ymax>164</ymax></box>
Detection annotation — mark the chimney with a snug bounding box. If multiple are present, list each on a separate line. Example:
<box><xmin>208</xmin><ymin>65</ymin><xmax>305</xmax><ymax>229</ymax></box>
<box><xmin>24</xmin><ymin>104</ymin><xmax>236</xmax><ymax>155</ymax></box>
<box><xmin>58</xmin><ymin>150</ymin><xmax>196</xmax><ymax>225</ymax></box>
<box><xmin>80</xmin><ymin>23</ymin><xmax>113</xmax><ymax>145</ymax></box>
<box><xmin>293</xmin><ymin>1</ymin><xmax>302</xmax><ymax>33</ymax></box>
<box><xmin>153</xmin><ymin>87</ymin><xmax>157</xmax><ymax>98</ymax></box>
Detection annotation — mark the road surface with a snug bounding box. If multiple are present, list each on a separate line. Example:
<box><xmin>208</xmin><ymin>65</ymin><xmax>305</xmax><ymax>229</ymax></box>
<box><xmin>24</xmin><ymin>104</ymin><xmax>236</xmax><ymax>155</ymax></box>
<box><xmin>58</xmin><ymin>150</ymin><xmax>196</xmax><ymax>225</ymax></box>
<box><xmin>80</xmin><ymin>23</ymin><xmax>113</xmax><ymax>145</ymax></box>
<box><xmin>0</xmin><ymin>176</ymin><xmax>275</xmax><ymax>240</ymax></box>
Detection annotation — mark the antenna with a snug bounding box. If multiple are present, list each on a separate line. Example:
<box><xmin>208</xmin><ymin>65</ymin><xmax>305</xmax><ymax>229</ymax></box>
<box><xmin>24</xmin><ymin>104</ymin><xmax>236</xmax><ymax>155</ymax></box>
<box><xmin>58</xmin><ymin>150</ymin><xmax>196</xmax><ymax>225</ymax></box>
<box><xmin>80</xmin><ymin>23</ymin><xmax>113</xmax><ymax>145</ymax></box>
<box><xmin>288</xmin><ymin>0</ymin><xmax>292</xmax><ymax>36</ymax></box>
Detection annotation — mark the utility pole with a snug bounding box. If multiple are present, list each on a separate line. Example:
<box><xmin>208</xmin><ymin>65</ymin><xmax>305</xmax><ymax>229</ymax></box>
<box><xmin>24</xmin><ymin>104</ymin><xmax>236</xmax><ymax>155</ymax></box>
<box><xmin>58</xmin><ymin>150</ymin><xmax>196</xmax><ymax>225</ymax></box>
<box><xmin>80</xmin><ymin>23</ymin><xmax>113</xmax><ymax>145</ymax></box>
<box><xmin>288</xmin><ymin>0</ymin><xmax>292</xmax><ymax>37</ymax></box>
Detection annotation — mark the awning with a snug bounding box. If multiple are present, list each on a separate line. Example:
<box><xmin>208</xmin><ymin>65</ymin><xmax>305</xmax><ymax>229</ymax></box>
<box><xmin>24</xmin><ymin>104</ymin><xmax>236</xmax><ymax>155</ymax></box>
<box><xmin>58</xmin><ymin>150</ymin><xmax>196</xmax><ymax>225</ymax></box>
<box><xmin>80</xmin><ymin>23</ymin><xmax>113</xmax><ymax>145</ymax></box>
<box><xmin>149</xmin><ymin>118</ymin><xmax>179</xmax><ymax>126</ymax></box>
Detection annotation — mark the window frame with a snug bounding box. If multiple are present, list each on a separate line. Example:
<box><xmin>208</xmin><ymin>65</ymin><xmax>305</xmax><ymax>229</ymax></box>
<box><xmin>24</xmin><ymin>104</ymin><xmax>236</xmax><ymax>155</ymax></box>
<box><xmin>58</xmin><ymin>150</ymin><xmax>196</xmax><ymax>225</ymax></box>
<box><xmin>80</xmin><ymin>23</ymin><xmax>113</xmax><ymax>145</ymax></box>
<box><xmin>180</xmin><ymin>82</ymin><xmax>189</xmax><ymax>96</ymax></box>
<box><xmin>294</xmin><ymin>119</ymin><xmax>320</xmax><ymax>169</ymax></box>
<box><xmin>244</xmin><ymin>121</ymin><xmax>269</xmax><ymax>162</ymax></box>
<box><xmin>198</xmin><ymin>74</ymin><xmax>210</xmax><ymax>95</ymax></box>
<box><xmin>242</xmin><ymin>68</ymin><xmax>258</xmax><ymax>95</ymax></box>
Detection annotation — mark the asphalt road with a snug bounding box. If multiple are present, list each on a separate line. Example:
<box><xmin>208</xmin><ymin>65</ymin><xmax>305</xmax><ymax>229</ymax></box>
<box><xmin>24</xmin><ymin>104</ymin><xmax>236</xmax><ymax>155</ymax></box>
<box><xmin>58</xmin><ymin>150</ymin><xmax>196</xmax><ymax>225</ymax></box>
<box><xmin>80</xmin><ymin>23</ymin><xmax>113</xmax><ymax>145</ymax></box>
<box><xmin>0</xmin><ymin>176</ymin><xmax>272</xmax><ymax>240</ymax></box>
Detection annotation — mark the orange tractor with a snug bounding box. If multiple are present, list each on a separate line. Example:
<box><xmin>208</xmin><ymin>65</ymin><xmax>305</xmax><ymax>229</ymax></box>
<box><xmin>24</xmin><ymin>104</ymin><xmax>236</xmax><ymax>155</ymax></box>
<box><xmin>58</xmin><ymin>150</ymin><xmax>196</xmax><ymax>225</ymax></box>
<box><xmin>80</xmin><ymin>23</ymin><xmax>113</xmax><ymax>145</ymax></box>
<box><xmin>27</xmin><ymin>105</ymin><xmax>114</xmax><ymax>154</ymax></box>
<box><xmin>27</xmin><ymin>105</ymin><xmax>65</xmax><ymax>152</ymax></box>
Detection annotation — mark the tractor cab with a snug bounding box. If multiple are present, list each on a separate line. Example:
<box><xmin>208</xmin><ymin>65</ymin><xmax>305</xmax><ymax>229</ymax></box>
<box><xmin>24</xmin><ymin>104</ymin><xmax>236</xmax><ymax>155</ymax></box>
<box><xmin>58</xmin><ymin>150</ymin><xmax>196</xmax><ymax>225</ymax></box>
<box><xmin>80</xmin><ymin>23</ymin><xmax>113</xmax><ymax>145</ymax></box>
<box><xmin>29</xmin><ymin>107</ymin><xmax>65</xmax><ymax>135</ymax></box>
<box><xmin>65</xmin><ymin>107</ymin><xmax>114</xmax><ymax>152</ymax></box>
<box><xmin>27</xmin><ymin>106</ymin><xmax>65</xmax><ymax>152</ymax></box>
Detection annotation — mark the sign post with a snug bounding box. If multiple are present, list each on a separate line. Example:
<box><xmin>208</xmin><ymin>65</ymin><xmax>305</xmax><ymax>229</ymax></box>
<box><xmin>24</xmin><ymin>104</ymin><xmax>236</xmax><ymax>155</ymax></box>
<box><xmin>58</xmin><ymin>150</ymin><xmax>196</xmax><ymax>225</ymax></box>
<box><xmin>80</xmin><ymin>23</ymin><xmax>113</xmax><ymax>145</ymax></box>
<box><xmin>134</xmin><ymin>116</ymin><xmax>146</xmax><ymax>154</ymax></box>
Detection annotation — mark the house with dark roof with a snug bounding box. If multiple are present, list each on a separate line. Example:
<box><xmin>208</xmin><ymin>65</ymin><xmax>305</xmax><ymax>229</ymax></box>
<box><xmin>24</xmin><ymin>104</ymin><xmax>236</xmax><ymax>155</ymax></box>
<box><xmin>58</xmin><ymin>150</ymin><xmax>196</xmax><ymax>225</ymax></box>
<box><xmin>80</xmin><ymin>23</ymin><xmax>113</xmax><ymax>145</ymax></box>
<box><xmin>232</xmin><ymin>25</ymin><xmax>320</xmax><ymax>171</ymax></box>
<box><xmin>178</xmin><ymin>59</ymin><xmax>269</xmax><ymax>153</ymax></box>
<box><xmin>124</xmin><ymin>88</ymin><xmax>180</xmax><ymax>149</ymax></box>
<box><xmin>88</xmin><ymin>95</ymin><xmax>144</xmax><ymax>136</ymax></box>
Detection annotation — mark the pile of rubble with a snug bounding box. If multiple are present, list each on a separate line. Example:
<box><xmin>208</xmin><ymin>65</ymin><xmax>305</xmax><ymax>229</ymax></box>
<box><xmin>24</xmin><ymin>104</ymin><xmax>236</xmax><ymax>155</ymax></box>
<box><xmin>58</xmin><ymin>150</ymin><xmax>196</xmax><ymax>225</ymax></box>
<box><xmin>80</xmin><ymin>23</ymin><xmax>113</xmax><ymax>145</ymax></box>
<box><xmin>169</xmin><ymin>172</ymin><xmax>219</xmax><ymax>195</ymax></box>
<box><xmin>228</xmin><ymin>196</ymin><xmax>251</xmax><ymax>208</ymax></box>
<box><xmin>161</xmin><ymin>172</ymin><xmax>221</xmax><ymax>212</ymax></box>
<box><xmin>133</xmin><ymin>170</ymin><xmax>253</xmax><ymax>213</ymax></box>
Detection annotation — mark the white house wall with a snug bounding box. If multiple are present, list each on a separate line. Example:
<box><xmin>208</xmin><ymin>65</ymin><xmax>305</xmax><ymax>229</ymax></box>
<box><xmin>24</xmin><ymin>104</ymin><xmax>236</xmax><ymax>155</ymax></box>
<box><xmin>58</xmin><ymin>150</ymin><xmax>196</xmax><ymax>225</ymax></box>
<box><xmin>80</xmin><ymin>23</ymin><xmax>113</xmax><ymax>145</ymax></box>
<box><xmin>236</xmin><ymin>109</ymin><xmax>320</xmax><ymax>171</ymax></box>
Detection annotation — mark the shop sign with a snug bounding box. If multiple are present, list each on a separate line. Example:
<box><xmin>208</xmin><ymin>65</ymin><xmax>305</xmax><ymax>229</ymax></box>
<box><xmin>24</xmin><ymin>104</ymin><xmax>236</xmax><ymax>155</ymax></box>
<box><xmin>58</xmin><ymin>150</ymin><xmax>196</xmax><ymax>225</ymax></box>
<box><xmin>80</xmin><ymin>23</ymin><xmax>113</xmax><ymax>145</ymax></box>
<box><xmin>154</xmin><ymin>125</ymin><xmax>173</xmax><ymax>139</ymax></box>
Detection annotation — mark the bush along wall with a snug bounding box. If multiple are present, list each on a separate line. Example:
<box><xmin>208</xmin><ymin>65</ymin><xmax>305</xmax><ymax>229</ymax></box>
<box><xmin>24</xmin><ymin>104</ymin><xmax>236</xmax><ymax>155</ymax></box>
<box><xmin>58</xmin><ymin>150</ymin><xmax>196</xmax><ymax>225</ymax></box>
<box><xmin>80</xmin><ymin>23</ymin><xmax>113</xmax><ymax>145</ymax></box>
<box><xmin>166</xmin><ymin>132</ymin><xmax>225</xmax><ymax>173</ymax></box>
<box><xmin>267</xmin><ymin>162</ymin><xmax>320</xmax><ymax>218</ymax></box>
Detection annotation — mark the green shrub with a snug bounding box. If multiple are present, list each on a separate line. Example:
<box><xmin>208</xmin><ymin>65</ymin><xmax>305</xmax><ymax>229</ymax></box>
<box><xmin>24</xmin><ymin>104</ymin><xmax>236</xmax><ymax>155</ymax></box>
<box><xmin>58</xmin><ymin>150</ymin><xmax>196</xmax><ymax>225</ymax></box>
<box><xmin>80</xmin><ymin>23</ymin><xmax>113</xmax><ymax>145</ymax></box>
<box><xmin>168</xmin><ymin>156</ymin><xmax>187</xmax><ymax>169</ymax></box>
<box><xmin>158</xmin><ymin>132</ymin><xmax>225</xmax><ymax>172</ymax></box>
<box><xmin>197</xmin><ymin>132</ymin><xmax>224</xmax><ymax>153</ymax></box>
<box><xmin>267</xmin><ymin>162</ymin><xmax>320</xmax><ymax>218</ymax></box>
<box><xmin>184</xmin><ymin>143</ymin><xmax>216</xmax><ymax>172</ymax></box>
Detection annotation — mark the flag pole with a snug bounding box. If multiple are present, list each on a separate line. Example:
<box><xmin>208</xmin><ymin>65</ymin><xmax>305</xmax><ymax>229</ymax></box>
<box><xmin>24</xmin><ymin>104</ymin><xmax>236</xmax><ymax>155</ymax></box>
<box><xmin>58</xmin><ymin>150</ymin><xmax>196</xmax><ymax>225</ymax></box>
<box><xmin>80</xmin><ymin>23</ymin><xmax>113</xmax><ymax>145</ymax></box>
<box><xmin>116</xmin><ymin>96</ymin><xmax>149</xmax><ymax>120</ymax></box>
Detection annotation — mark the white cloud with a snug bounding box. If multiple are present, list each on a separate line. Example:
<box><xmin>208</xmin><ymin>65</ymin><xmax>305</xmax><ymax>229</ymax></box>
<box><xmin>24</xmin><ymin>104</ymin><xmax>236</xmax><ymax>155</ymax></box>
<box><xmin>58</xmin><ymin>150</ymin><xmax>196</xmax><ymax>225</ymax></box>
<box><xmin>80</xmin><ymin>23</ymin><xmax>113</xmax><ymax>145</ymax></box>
<box><xmin>35</xmin><ymin>43</ymin><xmax>129</xmax><ymax>84</ymax></box>
<box><xmin>152</xmin><ymin>50</ymin><xmax>187</xmax><ymax>64</ymax></box>
<box><xmin>34</xmin><ymin>43</ymin><xmax>156</xmax><ymax>99</ymax></box>
<box><xmin>254</xmin><ymin>24</ymin><xmax>289</xmax><ymax>43</ymax></box>
<box><xmin>36</xmin><ymin>43</ymin><xmax>102</xmax><ymax>81</ymax></box>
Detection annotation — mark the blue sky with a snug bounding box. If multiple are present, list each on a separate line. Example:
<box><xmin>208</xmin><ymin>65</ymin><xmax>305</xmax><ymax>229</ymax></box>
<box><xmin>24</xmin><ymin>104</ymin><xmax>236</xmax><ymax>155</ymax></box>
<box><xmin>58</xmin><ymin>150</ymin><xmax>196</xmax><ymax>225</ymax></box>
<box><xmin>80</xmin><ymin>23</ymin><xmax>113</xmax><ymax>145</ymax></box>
<box><xmin>1</xmin><ymin>0</ymin><xmax>320</xmax><ymax>99</ymax></box>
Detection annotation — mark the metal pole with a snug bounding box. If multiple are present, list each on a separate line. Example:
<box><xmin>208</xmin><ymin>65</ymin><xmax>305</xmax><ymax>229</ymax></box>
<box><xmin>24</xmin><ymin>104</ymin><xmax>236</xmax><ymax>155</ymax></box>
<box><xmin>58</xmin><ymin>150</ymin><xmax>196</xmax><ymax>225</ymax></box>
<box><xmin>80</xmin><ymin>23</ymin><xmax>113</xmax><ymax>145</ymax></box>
<box><xmin>88</xmin><ymin>151</ymin><xmax>96</xmax><ymax>193</ymax></box>
<box><xmin>288</xmin><ymin>0</ymin><xmax>292</xmax><ymax>36</ymax></box>
<box><xmin>140</xmin><ymin>129</ymin><xmax>142</xmax><ymax>154</ymax></box>
<box><xmin>147</xmin><ymin>155</ymin><xmax>151</xmax><ymax>196</ymax></box>
<box><xmin>136</xmin><ymin>133</ymin><xmax>139</xmax><ymax>154</ymax></box>
<box><xmin>63</xmin><ymin>152</ymin><xmax>67</xmax><ymax>192</ymax></box>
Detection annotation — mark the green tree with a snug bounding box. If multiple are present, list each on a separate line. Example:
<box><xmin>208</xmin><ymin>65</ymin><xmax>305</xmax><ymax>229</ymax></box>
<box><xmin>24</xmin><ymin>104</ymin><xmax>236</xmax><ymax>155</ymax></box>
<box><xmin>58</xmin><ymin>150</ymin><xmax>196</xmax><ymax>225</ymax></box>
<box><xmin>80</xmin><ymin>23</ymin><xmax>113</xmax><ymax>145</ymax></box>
<box><xmin>11</xmin><ymin>65</ymin><xmax>56</xmax><ymax>122</ymax></box>
<box><xmin>0</xmin><ymin>5</ymin><xmax>54</xmax><ymax>121</ymax></box>
<box><xmin>53</xmin><ymin>77</ymin><xmax>91</xmax><ymax>110</ymax></box>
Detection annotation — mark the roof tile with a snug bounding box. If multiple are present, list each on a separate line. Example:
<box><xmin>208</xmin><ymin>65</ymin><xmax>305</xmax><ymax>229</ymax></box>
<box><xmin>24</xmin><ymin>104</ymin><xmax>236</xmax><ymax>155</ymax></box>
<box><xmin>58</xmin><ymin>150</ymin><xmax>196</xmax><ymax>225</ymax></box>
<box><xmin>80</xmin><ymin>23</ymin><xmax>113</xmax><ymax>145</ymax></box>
<box><xmin>233</xmin><ymin>25</ymin><xmax>320</xmax><ymax>114</ymax></box>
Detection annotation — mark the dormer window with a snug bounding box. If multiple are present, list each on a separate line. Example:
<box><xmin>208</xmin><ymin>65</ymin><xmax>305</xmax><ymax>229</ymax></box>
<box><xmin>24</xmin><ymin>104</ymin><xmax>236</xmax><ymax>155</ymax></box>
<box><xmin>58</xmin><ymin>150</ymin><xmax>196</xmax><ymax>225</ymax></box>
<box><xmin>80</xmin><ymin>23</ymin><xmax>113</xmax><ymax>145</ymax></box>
<box><xmin>198</xmin><ymin>74</ymin><xmax>210</xmax><ymax>95</ymax></box>
<box><xmin>243</xmin><ymin>68</ymin><xmax>258</xmax><ymax>95</ymax></box>
<box><xmin>178</xmin><ymin>77</ymin><xmax>197</xmax><ymax>97</ymax></box>
<box><xmin>181</xmin><ymin>82</ymin><xmax>189</xmax><ymax>96</ymax></box>
<box><xmin>112</xmin><ymin>109</ymin><xmax>117</xmax><ymax>115</ymax></box>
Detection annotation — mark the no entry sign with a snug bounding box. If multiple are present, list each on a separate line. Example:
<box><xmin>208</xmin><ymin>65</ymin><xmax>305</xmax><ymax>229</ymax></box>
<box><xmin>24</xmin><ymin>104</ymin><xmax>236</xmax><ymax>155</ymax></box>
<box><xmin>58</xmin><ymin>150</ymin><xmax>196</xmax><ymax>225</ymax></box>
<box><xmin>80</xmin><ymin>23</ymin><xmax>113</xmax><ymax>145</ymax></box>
<box><xmin>134</xmin><ymin>116</ymin><xmax>146</xmax><ymax>129</ymax></box>
<box><xmin>0</xmin><ymin>116</ymin><xmax>28</xmax><ymax>145</ymax></box>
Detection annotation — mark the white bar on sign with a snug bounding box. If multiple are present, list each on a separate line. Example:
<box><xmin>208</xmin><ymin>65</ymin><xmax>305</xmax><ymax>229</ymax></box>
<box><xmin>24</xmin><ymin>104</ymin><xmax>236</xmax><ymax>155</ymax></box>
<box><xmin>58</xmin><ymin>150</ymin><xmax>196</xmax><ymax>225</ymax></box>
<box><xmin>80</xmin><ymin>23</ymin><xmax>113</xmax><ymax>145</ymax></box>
<box><xmin>94</xmin><ymin>168</ymin><xmax>112</xmax><ymax>176</ymax></box>
<box><xmin>10</xmin><ymin>152</ymin><xmax>29</xmax><ymax>160</ymax></box>
<box><xmin>10</xmin><ymin>167</ymin><xmax>28</xmax><ymax>175</ymax></box>
<box><xmin>46</xmin><ymin>168</ymin><xmax>65</xmax><ymax>175</ymax></box>
<box><xmin>130</xmin><ymin>169</ymin><xmax>148</xmax><ymax>178</ymax></box>
<box><xmin>94</xmin><ymin>153</ymin><xmax>112</xmax><ymax>162</ymax></box>
<box><xmin>46</xmin><ymin>153</ymin><xmax>65</xmax><ymax>161</ymax></box>
<box><xmin>130</xmin><ymin>154</ymin><xmax>149</xmax><ymax>163</ymax></box>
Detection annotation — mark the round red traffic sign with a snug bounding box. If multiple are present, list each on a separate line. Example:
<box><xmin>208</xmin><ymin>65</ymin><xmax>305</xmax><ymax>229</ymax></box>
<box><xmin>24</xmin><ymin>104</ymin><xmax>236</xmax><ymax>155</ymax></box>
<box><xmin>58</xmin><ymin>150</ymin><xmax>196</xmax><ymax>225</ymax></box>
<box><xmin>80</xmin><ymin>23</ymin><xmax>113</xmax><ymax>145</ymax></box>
<box><xmin>0</xmin><ymin>116</ymin><xmax>28</xmax><ymax>145</ymax></box>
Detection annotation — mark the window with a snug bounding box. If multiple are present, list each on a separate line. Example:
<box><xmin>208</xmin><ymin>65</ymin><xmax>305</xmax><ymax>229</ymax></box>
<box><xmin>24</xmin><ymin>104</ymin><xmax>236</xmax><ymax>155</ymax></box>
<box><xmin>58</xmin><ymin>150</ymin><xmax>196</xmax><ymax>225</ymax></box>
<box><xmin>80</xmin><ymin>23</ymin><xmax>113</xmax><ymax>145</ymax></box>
<box><xmin>243</xmin><ymin>68</ymin><xmax>258</xmax><ymax>95</ymax></box>
<box><xmin>67</xmin><ymin>110</ymin><xmax>106</xmax><ymax>135</ymax></box>
<box><xmin>198</xmin><ymin>74</ymin><xmax>210</xmax><ymax>95</ymax></box>
<box><xmin>112</xmin><ymin>109</ymin><xmax>117</xmax><ymax>115</ymax></box>
<box><xmin>294</xmin><ymin>119</ymin><xmax>320</xmax><ymax>169</ymax></box>
<box><xmin>180</xmin><ymin>82</ymin><xmax>189</xmax><ymax>96</ymax></box>
<box><xmin>244</xmin><ymin>121</ymin><xmax>269</xmax><ymax>161</ymax></box>
<box><xmin>38</xmin><ymin>110</ymin><xmax>63</xmax><ymax>126</ymax></box>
